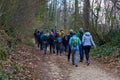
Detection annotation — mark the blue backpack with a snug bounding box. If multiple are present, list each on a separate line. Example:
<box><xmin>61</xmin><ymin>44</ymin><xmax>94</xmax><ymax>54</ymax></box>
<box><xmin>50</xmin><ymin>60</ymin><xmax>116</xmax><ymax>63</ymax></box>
<box><xmin>57</xmin><ymin>37</ymin><xmax>62</xmax><ymax>43</ymax></box>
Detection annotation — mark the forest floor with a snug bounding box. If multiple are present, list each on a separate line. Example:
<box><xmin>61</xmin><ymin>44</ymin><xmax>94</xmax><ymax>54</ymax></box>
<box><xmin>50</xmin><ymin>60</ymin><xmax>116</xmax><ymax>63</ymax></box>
<box><xmin>5</xmin><ymin>41</ymin><xmax>120</xmax><ymax>80</ymax></box>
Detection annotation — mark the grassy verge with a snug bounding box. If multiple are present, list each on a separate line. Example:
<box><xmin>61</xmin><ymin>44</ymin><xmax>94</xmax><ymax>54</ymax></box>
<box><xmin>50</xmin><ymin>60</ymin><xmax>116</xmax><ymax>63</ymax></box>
<box><xmin>91</xmin><ymin>30</ymin><xmax>120</xmax><ymax>58</ymax></box>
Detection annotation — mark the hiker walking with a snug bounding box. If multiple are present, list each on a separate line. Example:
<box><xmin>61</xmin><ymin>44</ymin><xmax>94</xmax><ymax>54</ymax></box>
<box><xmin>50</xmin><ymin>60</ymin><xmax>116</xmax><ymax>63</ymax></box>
<box><xmin>48</xmin><ymin>29</ymin><xmax>55</xmax><ymax>54</ymax></box>
<box><xmin>56</xmin><ymin>34</ymin><xmax>63</xmax><ymax>56</ymax></box>
<box><xmin>36</xmin><ymin>30</ymin><xmax>41</xmax><ymax>48</ymax></box>
<box><xmin>41</xmin><ymin>31</ymin><xmax>49</xmax><ymax>54</ymax></box>
<box><xmin>69</xmin><ymin>32</ymin><xmax>81</xmax><ymax>67</ymax></box>
<box><xmin>63</xmin><ymin>34</ymin><xmax>69</xmax><ymax>55</ymax></box>
<box><xmin>76</xmin><ymin>28</ymin><xmax>84</xmax><ymax>62</ymax></box>
<box><xmin>34</xmin><ymin>29</ymin><xmax>38</xmax><ymax>44</ymax></box>
<box><xmin>82</xmin><ymin>30</ymin><xmax>96</xmax><ymax>65</ymax></box>
<box><xmin>68</xmin><ymin>29</ymin><xmax>74</xmax><ymax>62</ymax></box>
<box><xmin>40</xmin><ymin>31</ymin><xmax>43</xmax><ymax>50</ymax></box>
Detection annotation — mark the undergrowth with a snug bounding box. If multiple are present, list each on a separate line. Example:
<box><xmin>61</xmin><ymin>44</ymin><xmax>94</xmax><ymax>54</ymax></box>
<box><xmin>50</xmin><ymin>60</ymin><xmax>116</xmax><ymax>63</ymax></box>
<box><xmin>0</xmin><ymin>30</ymin><xmax>25</xmax><ymax>80</ymax></box>
<box><xmin>26</xmin><ymin>40</ymin><xmax>34</xmax><ymax>47</ymax></box>
<box><xmin>91</xmin><ymin>30</ymin><xmax>120</xmax><ymax>58</ymax></box>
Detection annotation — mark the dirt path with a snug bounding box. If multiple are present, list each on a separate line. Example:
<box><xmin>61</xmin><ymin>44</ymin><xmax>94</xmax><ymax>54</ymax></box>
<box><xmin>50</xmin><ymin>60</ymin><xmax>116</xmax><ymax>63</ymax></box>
<box><xmin>32</xmin><ymin>44</ymin><xmax>119</xmax><ymax>80</ymax></box>
<box><xmin>32</xmin><ymin>46</ymin><xmax>71</xmax><ymax>80</ymax></box>
<box><xmin>69</xmin><ymin>62</ymin><xmax>119</xmax><ymax>80</ymax></box>
<box><xmin>28</xmin><ymin>39</ymin><xmax>119</xmax><ymax>80</ymax></box>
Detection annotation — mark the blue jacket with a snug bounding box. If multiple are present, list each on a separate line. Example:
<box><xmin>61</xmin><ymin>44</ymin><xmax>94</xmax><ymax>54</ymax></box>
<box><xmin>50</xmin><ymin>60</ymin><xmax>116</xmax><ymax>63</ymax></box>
<box><xmin>36</xmin><ymin>32</ymin><xmax>41</xmax><ymax>38</ymax></box>
<box><xmin>69</xmin><ymin>35</ymin><xmax>81</xmax><ymax>50</ymax></box>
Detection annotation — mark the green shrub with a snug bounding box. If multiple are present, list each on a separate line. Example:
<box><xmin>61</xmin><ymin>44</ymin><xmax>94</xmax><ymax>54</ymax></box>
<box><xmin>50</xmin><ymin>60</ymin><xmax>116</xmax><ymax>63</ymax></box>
<box><xmin>91</xmin><ymin>30</ymin><xmax>120</xmax><ymax>58</ymax></box>
<box><xmin>0</xmin><ymin>47</ymin><xmax>9</xmax><ymax>60</ymax></box>
<box><xmin>26</xmin><ymin>41</ymin><xmax>34</xmax><ymax>47</ymax></box>
<box><xmin>91</xmin><ymin>43</ymin><xmax>119</xmax><ymax>58</ymax></box>
<box><xmin>104</xmin><ymin>30</ymin><xmax>120</xmax><ymax>45</ymax></box>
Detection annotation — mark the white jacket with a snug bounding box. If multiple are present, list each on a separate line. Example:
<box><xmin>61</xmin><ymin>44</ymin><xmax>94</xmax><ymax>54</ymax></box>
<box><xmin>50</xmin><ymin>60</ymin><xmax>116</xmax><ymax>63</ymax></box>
<box><xmin>82</xmin><ymin>32</ymin><xmax>96</xmax><ymax>47</ymax></box>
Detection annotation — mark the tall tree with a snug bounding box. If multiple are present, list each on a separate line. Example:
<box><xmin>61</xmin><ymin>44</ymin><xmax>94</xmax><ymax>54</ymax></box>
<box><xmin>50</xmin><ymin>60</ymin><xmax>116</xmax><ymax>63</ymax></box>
<box><xmin>74</xmin><ymin>0</ymin><xmax>79</xmax><ymax>30</ymax></box>
<box><xmin>63</xmin><ymin>0</ymin><xmax>67</xmax><ymax>29</ymax></box>
<box><xmin>83</xmin><ymin>0</ymin><xmax>90</xmax><ymax>29</ymax></box>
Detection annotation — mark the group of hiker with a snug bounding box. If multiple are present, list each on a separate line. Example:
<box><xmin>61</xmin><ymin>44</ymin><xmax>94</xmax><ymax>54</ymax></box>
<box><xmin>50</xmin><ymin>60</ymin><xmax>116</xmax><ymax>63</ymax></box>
<box><xmin>34</xmin><ymin>28</ymin><xmax>96</xmax><ymax>67</ymax></box>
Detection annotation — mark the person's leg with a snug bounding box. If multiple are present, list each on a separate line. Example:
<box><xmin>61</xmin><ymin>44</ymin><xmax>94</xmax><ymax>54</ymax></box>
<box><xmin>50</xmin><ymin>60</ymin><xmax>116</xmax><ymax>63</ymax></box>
<box><xmin>50</xmin><ymin>44</ymin><xmax>52</xmax><ymax>54</ymax></box>
<box><xmin>39</xmin><ymin>39</ymin><xmax>42</xmax><ymax>49</ymax></box>
<box><xmin>46</xmin><ymin>42</ymin><xmax>48</xmax><ymax>53</ymax></box>
<box><xmin>75</xmin><ymin>50</ymin><xmax>79</xmax><ymax>67</ymax></box>
<box><xmin>60</xmin><ymin>43</ymin><xmax>63</xmax><ymax>56</ymax></box>
<box><xmin>40</xmin><ymin>40</ymin><xmax>42</xmax><ymax>50</ymax></box>
<box><xmin>55</xmin><ymin>43</ymin><xmax>57</xmax><ymax>54</ymax></box>
<box><xmin>53</xmin><ymin>42</ymin><xmax>55</xmax><ymax>53</ymax></box>
<box><xmin>84</xmin><ymin>46</ymin><xmax>88</xmax><ymax>62</ymax></box>
<box><xmin>44</xmin><ymin>42</ymin><xmax>47</xmax><ymax>54</ymax></box>
<box><xmin>56</xmin><ymin>44</ymin><xmax>59</xmax><ymax>55</ymax></box>
<box><xmin>66</xmin><ymin>45</ymin><xmax>69</xmax><ymax>55</ymax></box>
<box><xmin>87</xmin><ymin>46</ymin><xmax>91</xmax><ymax>64</ymax></box>
<box><xmin>35</xmin><ymin>37</ymin><xmax>37</xmax><ymax>44</ymax></box>
<box><xmin>72</xmin><ymin>50</ymin><xmax>75</xmax><ymax>65</ymax></box>
<box><xmin>37</xmin><ymin>38</ymin><xmax>40</xmax><ymax>48</ymax></box>
<box><xmin>68</xmin><ymin>46</ymin><xmax>71</xmax><ymax>62</ymax></box>
<box><xmin>82</xmin><ymin>45</ymin><xmax>84</xmax><ymax>61</ymax></box>
<box><xmin>65</xmin><ymin>45</ymin><xmax>68</xmax><ymax>55</ymax></box>
<box><xmin>84</xmin><ymin>46</ymin><xmax>91</xmax><ymax>65</ymax></box>
<box><xmin>64</xmin><ymin>45</ymin><xmax>66</xmax><ymax>52</ymax></box>
<box><xmin>42</xmin><ymin>42</ymin><xmax>45</xmax><ymax>54</ymax></box>
<box><xmin>79</xmin><ymin>45</ymin><xmax>84</xmax><ymax>62</ymax></box>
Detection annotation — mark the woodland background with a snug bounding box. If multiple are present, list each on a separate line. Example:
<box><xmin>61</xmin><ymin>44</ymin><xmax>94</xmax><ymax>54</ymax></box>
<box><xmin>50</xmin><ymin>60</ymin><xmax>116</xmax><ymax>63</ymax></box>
<box><xmin>0</xmin><ymin>0</ymin><xmax>120</xmax><ymax>79</ymax></box>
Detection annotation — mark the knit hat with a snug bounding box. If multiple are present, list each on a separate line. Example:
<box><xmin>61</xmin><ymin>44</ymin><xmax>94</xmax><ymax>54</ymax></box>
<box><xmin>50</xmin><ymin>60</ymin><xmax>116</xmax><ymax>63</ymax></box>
<box><xmin>70</xmin><ymin>29</ymin><xmax>73</xmax><ymax>32</ymax></box>
<box><xmin>79</xmin><ymin>28</ymin><xmax>84</xmax><ymax>32</ymax></box>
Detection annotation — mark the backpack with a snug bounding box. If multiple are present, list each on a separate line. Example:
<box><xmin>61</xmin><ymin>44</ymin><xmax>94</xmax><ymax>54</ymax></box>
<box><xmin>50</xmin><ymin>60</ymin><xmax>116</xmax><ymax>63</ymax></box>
<box><xmin>49</xmin><ymin>34</ymin><xmax>55</xmax><ymax>42</ymax></box>
<box><xmin>57</xmin><ymin>37</ymin><xmax>62</xmax><ymax>43</ymax></box>
<box><xmin>65</xmin><ymin>36</ymin><xmax>68</xmax><ymax>41</ymax></box>
<box><xmin>72</xmin><ymin>37</ymin><xmax>78</xmax><ymax>47</ymax></box>
<box><xmin>76</xmin><ymin>32</ymin><xmax>80</xmax><ymax>38</ymax></box>
<box><xmin>42</xmin><ymin>34</ymin><xmax>48</xmax><ymax>42</ymax></box>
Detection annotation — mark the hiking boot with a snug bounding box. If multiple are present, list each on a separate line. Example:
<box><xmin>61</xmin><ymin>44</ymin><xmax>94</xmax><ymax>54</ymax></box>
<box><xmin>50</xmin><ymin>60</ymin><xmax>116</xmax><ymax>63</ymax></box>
<box><xmin>75</xmin><ymin>65</ymin><xmax>78</xmax><ymax>67</ymax></box>
<box><xmin>53</xmin><ymin>50</ymin><xmax>55</xmax><ymax>53</ymax></box>
<box><xmin>68</xmin><ymin>59</ymin><xmax>70</xmax><ymax>62</ymax></box>
<box><xmin>72</xmin><ymin>63</ymin><xmax>75</xmax><ymax>65</ymax></box>
<box><xmin>86</xmin><ymin>61</ymin><xmax>90</xmax><ymax>66</ymax></box>
<box><xmin>60</xmin><ymin>54</ymin><xmax>62</xmax><ymax>56</ymax></box>
<box><xmin>44</xmin><ymin>53</ymin><xmax>46</xmax><ymax>55</ymax></box>
<box><xmin>87</xmin><ymin>63</ymin><xmax>90</xmax><ymax>66</ymax></box>
<box><xmin>79</xmin><ymin>60</ymin><xmax>83</xmax><ymax>62</ymax></box>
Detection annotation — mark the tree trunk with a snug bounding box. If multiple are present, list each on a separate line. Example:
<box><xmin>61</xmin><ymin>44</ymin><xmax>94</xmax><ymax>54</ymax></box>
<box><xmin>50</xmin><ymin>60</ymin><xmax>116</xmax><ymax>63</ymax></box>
<box><xmin>74</xmin><ymin>0</ymin><xmax>79</xmax><ymax>30</ymax></box>
<box><xmin>63</xmin><ymin>0</ymin><xmax>67</xmax><ymax>29</ymax></box>
<box><xmin>83</xmin><ymin>0</ymin><xmax>90</xmax><ymax>30</ymax></box>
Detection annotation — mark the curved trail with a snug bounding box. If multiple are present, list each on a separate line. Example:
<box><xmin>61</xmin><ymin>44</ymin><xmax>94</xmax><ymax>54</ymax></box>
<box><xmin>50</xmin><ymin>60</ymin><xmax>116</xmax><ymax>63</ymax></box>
<box><xmin>32</xmin><ymin>40</ymin><xmax>119</xmax><ymax>80</ymax></box>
